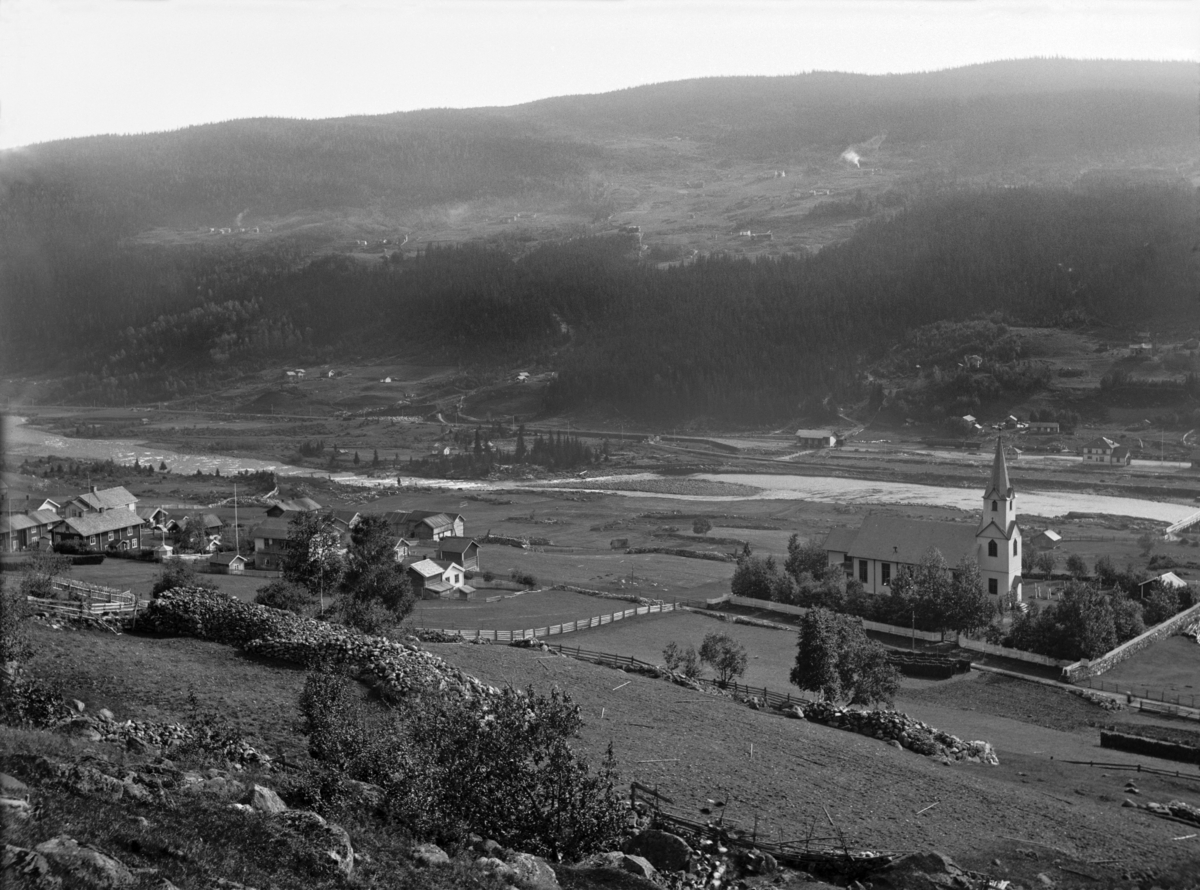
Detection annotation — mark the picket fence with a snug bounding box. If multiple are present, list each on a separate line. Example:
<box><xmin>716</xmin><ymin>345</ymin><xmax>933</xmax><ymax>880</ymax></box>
<box><xmin>418</xmin><ymin>602</ymin><xmax>680</xmax><ymax>642</ymax></box>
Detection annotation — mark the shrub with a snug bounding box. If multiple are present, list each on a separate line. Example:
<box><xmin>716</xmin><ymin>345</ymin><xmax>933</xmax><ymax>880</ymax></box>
<box><xmin>254</xmin><ymin>580</ymin><xmax>314</xmax><ymax>615</ymax></box>
<box><xmin>299</xmin><ymin>671</ymin><xmax>624</xmax><ymax>859</ymax></box>
<box><xmin>510</xmin><ymin>570</ymin><xmax>538</xmax><ymax>588</ymax></box>
<box><xmin>692</xmin><ymin>518</ymin><xmax>713</xmax><ymax>536</ymax></box>
<box><xmin>662</xmin><ymin>641</ymin><xmax>701</xmax><ymax>678</ymax></box>
<box><xmin>152</xmin><ymin>558</ymin><xmax>218</xmax><ymax>597</ymax></box>
<box><xmin>1065</xmin><ymin>553</ymin><xmax>1088</xmax><ymax>578</ymax></box>
<box><xmin>698</xmin><ymin>632</ymin><xmax>748</xmax><ymax>685</ymax></box>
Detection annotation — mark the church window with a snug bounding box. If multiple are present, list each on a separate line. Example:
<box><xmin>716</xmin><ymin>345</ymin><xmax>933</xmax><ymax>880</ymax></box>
<box><xmin>988</xmin><ymin>578</ymin><xmax>998</xmax><ymax>595</ymax></box>
<box><xmin>988</xmin><ymin>540</ymin><xmax>997</xmax><ymax>557</ymax></box>
<box><xmin>992</xmin><ymin>500</ymin><xmax>997</xmax><ymax>512</ymax></box>
<box><xmin>858</xmin><ymin>560</ymin><xmax>868</xmax><ymax>583</ymax></box>
<box><xmin>881</xmin><ymin>563</ymin><xmax>891</xmax><ymax>585</ymax></box>
<box><xmin>1013</xmin><ymin>539</ymin><xmax>1018</xmax><ymax>555</ymax></box>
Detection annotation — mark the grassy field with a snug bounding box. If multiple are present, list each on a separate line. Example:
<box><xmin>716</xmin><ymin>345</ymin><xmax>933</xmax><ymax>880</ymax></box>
<box><xmin>66</xmin><ymin>559</ymin><xmax>270</xmax><ymax>603</ymax></box>
<box><xmin>1085</xmin><ymin>635</ymin><xmax>1200</xmax><ymax>704</ymax></box>
<box><xmin>410</xmin><ymin>589</ymin><xmax>640</xmax><ymax>632</ymax></box>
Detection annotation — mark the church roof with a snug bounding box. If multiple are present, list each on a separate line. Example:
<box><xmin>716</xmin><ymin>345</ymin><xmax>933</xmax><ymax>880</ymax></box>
<box><xmin>983</xmin><ymin>437</ymin><xmax>1012</xmax><ymax>499</ymax></box>
<box><xmin>826</xmin><ymin>513</ymin><xmax>977</xmax><ymax>567</ymax></box>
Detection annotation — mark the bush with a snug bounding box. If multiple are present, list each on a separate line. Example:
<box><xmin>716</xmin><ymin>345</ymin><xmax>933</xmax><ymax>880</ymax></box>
<box><xmin>698</xmin><ymin>632</ymin><xmax>748</xmax><ymax>685</ymax></box>
<box><xmin>152</xmin><ymin>558</ymin><xmax>218</xmax><ymax>597</ymax></box>
<box><xmin>299</xmin><ymin>671</ymin><xmax>625</xmax><ymax>859</ymax></box>
<box><xmin>692</xmin><ymin>518</ymin><xmax>713</xmax><ymax>536</ymax></box>
<box><xmin>662</xmin><ymin>641</ymin><xmax>701</xmax><ymax>678</ymax></box>
<box><xmin>510</xmin><ymin>570</ymin><xmax>538</xmax><ymax>588</ymax></box>
<box><xmin>254</xmin><ymin>581</ymin><xmax>314</xmax><ymax>615</ymax></box>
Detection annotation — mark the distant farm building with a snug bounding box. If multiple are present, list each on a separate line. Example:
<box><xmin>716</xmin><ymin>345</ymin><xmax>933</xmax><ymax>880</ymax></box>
<box><xmin>1137</xmin><ymin>571</ymin><xmax>1189</xmax><ymax>598</ymax></box>
<box><xmin>435</xmin><ymin>537</ymin><xmax>480</xmax><ymax>572</ymax></box>
<box><xmin>795</xmin><ymin>429</ymin><xmax>838</xmax><ymax>449</ymax></box>
<box><xmin>1030</xmin><ymin>529</ymin><xmax>1061</xmax><ymax>549</ymax></box>
<box><xmin>208</xmin><ymin>552</ymin><xmax>247</xmax><ymax>575</ymax></box>
<box><xmin>1081</xmin><ymin>437</ymin><xmax>1131</xmax><ymax>466</ymax></box>
<box><xmin>1027</xmin><ymin>421</ymin><xmax>1060</xmax><ymax>434</ymax></box>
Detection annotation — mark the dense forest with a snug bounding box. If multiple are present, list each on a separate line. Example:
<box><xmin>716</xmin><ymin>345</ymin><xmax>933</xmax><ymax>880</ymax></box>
<box><xmin>3</xmin><ymin>181</ymin><xmax>1193</xmax><ymax>422</ymax></box>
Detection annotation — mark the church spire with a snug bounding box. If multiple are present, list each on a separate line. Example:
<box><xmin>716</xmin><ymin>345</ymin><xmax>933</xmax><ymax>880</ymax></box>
<box><xmin>984</xmin><ymin>436</ymin><xmax>1012</xmax><ymax>500</ymax></box>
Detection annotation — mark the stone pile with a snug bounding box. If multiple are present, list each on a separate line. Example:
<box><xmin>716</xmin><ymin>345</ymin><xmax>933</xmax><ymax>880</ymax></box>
<box><xmin>1067</xmin><ymin>687</ymin><xmax>1123</xmax><ymax>710</ymax></box>
<box><xmin>799</xmin><ymin>701</ymin><xmax>999</xmax><ymax>765</ymax></box>
<box><xmin>56</xmin><ymin>707</ymin><xmax>270</xmax><ymax>766</ymax></box>
<box><xmin>1124</xmin><ymin>796</ymin><xmax>1200</xmax><ymax>826</ymax></box>
<box><xmin>138</xmin><ymin>588</ymin><xmax>503</xmax><ymax>705</ymax></box>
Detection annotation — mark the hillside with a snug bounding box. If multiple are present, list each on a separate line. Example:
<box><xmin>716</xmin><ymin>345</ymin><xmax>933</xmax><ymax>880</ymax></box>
<box><xmin>2</xmin><ymin>58</ymin><xmax>1197</xmax><ymax>424</ymax></box>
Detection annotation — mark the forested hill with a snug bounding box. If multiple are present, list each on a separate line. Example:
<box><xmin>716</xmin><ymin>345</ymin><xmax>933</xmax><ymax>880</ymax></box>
<box><xmin>17</xmin><ymin>183</ymin><xmax>1196</xmax><ymax>422</ymax></box>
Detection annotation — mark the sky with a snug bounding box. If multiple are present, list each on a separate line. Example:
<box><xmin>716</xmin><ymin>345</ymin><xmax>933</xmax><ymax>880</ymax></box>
<box><xmin>0</xmin><ymin>0</ymin><xmax>1195</xmax><ymax>150</ymax></box>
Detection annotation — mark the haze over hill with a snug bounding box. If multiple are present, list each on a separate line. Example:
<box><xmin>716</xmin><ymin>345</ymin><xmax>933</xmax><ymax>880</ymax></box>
<box><xmin>1</xmin><ymin>59</ymin><xmax>1196</xmax><ymax>424</ymax></box>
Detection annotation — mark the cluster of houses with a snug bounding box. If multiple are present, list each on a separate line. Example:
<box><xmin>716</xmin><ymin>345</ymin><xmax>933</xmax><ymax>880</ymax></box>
<box><xmin>1</xmin><ymin>483</ymin><xmax>486</xmax><ymax>601</ymax></box>
<box><xmin>247</xmin><ymin>499</ymin><xmax>483</xmax><ymax>599</ymax></box>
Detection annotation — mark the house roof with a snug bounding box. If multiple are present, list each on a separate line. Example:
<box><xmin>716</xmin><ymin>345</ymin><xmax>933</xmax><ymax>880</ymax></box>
<box><xmin>823</xmin><ymin>527</ymin><xmax>859</xmax><ymax>554</ymax></box>
<box><xmin>1035</xmin><ymin>529</ymin><xmax>1062</xmax><ymax>542</ymax></box>
<box><xmin>72</xmin><ymin>486</ymin><xmax>137</xmax><ymax>512</ymax></box>
<box><xmin>58</xmin><ymin>512</ymin><xmax>145</xmax><ymax>537</ymax></box>
<box><xmin>1083</xmin><ymin>436</ymin><xmax>1118</xmax><ymax>451</ymax></box>
<box><xmin>436</xmin><ymin>537</ymin><xmax>478</xmax><ymax>554</ymax></box>
<box><xmin>136</xmin><ymin>507</ymin><xmax>167</xmax><ymax>521</ymax></box>
<box><xmin>1</xmin><ymin>512</ymin><xmax>61</xmax><ymax>534</ymax></box>
<box><xmin>267</xmin><ymin>497</ymin><xmax>322</xmax><ymax>513</ymax></box>
<box><xmin>1138</xmin><ymin>571</ymin><xmax>1188</xmax><ymax>590</ymax></box>
<box><xmin>202</xmin><ymin>514</ymin><xmax>222</xmax><ymax>528</ymax></box>
<box><xmin>795</xmin><ymin>429</ymin><xmax>835</xmax><ymax>439</ymax></box>
<box><xmin>249</xmin><ymin>516</ymin><xmax>295</xmax><ymax>539</ymax></box>
<box><xmin>433</xmin><ymin>559</ymin><xmax>464</xmax><ymax>573</ymax></box>
<box><xmin>983</xmin><ymin>438</ymin><xmax>1012</xmax><ymax>500</ymax></box>
<box><xmin>830</xmin><ymin>513</ymin><xmax>978</xmax><ymax>567</ymax></box>
<box><xmin>408</xmin><ymin>558</ymin><xmax>446</xmax><ymax>578</ymax></box>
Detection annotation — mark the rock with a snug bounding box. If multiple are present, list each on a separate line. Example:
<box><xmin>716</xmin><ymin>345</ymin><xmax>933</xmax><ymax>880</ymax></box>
<box><xmin>476</xmin><ymin>856</ymin><xmax>517</xmax><ymax>881</ymax></box>
<box><xmin>244</xmin><ymin>784</ymin><xmax>287</xmax><ymax>814</ymax></box>
<box><xmin>71</xmin><ymin>699</ymin><xmax>86</xmax><ymax>714</ymax></box>
<box><xmin>96</xmin><ymin>708</ymin><xmax>115</xmax><ymax>722</ymax></box>
<box><xmin>412</xmin><ymin>843</ymin><xmax>450</xmax><ymax>867</ymax></box>
<box><xmin>34</xmin><ymin>836</ymin><xmax>136</xmax><ymax>888</ymax></box>
<box><xmin>3</xmin><ymin>844</ymin><xmax>60</xmax><ymax>889</ymax></box>
<box><xmin>0</xmin><ymin>798</ymin><xmax>32</xmax><ymax>821</ymax></box>
<box><xmin>888</xmin><ymin>739</ymin><xmax>903</xmax><ymax>749</ymax></box>
<box><xmin>505</xmin><ymin>851</ymin><xmax>560</xmax><ymax>889</ymax></box>
<box><xmin>1036</xmin><ymin>872</ymin><xmax>1054</xmax><ymax>886</ymax></box>
<box><xmin>0</xmin><ymin>773</ymin><xmax>30</xmax><ymax>800</ymax></box>
<box><xmin>619</xmin><ymin>854</ymin><xmax>657</xmax><ymax>879</ymax></box>
<box><xmin>120</xmin><ymin>781</ymin><xmax>150</xmax><ymax>802</ymax></box>
<box><xmin>622</xmin><ymin>829</ymin><xmax>694</xmax><ymax>873</ymax></box>
<box><xmin>277</xmin><ymin>811</ymin><xmax>353</xmax><ymax>876</ymax></box>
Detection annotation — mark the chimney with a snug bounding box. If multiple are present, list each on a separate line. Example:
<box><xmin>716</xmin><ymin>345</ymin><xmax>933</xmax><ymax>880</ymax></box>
<box><xmin>90</xmin><ymin>485</ymin><xmax>98</xmax><ymax>494</ymax></box>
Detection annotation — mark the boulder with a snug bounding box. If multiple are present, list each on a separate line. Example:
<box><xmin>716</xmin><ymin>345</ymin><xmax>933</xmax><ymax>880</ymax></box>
<box><xmin>96</xmin><ymin>708</ymin><xmax>115</xmax><ymax>722</ymax></box>
<box><xmin>623</xmin><ymin>829</ymin><xmax>693</xmax><ymax>873</ymax></box>
<box><xmin>0</xmin><ymin>773</ymin><xmax>30</xmax><ymax>799</ymax></box>
<box><xmin>34</xmin><ymin>836</ymin><xmax>136</xmax><ymax>888</ymax></box>
<box><xmin>475</xmin><ymin>856</ymin><xmax>517</xmax><ymax>881</ymax></box>
<box><xmin>619</xmin><ymin>854</ymin><xmax>657</xmax><ymax>879</ymax></box>
<box><xmin>277</xmin><ymin>812</ymin><xmax>353</xmax><ymax>876</ymax></box>
<box><xmin>412</xmin><ymin>843</ymin><xmax>450</xmax><ymax>867</ymax></box>
<box><xmin>505</xmin><ymin>850</ymin><xmax>560</xmax><ymax>889</ymax></box>
<box><xmin>244</xmin><ymin>784</ymin><xmax>287</xmax><ymax>814</ymax></box>
<box><xmin>0</xmin><ymin>798</ymin><xmax>32</xmax><ymax>821</ymax></box>
<box><xmin>3</xmin><ymin>844</ymin><xmax>60</xmax><ymax>889</ymax></box>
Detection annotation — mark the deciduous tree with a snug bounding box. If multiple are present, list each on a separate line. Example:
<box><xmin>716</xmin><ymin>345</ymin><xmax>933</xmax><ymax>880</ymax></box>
<box><xmin>790</xmin><ymin>608</ymin><xmax>899</xmax><ymax>706</ymax></box>
<box><xmin>698</xmin><ymin>632</ymin><xmax>748</xmax><ymax>686</ymax></box>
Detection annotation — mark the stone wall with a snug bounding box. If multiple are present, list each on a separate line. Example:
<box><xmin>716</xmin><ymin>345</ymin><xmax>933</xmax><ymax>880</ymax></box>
<box><xmin>1062</xmin><ymin>602</ymin><xmax>1200</xmax><ymax>682</ymax></box>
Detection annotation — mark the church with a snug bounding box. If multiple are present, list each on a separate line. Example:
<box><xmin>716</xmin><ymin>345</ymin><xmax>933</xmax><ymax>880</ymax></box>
<box><xmin>823</xmin><ymin>438</ymin><xmax>1023</xmax><ymax>601</ymax></box>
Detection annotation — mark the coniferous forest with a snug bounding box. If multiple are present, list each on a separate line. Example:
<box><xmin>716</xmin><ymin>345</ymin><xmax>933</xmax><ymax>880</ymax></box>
<box><xmin>0</xmin><ymin>182</ymin><xmax>1193</xmax><ymax>421</ymax></box>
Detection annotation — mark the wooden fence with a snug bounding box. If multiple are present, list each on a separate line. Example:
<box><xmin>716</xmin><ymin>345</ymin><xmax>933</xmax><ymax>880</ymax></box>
<box><xmin>26</xmin><ymin>579</ymin><xmax>141</xmax><ymax>619</ymax></box>
<box><xmin>1073</xmin><ymin>676</ymin><xmax>1200</xmax><ymax>711</ymax></box>
<box><xmin>726</xmin><ymin>596</ymin><xmax>947</xmax><ymax>643</ymax></box>
<box><xmin>418</xmin><ymin>602</ymin><xmax>681</xmax><ymax>642</ymax></box>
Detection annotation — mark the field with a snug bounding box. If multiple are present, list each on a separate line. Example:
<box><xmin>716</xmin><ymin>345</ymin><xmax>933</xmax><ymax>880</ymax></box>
<box><xmin>1086</xmin><ymin>635</ymin><xmax>1200</xmax><ymax>704</ymax></box>
<box><xmin>410</xmin><ymin>589</ymin><xmax>640</xmax><ymax>632</ymax></box>
<box><xmin>19</xmin><ymin>615</ymin><xmax>1200</xmax><ymax>887</ymax></box>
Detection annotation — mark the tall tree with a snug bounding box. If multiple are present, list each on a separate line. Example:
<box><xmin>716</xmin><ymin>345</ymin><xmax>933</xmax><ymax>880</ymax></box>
<box><xmin>790</xmin><ymin>608</ymin><xmax>898</xmax><ymax>706</ymax></box>
<box><xmin>281</xmin><ymin>512</ymin><xmax>345</xmax><ymax>610</ymax></box>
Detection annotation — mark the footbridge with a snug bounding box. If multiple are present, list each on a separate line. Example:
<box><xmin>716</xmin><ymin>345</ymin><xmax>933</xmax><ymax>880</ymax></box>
<box><xmin>1164</xmin><ymin>509</ymin><xmax>1200</xmax><ymax>536</ymax></box>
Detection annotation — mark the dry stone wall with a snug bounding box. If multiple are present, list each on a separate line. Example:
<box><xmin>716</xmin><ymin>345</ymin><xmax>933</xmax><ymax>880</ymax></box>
<box><xmin>1063</xmin><ymin>602</ymin><xmax>1200</xmax><ymax>682</ymax></box>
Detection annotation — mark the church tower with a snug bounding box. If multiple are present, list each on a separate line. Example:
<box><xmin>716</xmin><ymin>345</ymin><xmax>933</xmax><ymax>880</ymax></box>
<box><xmin>977</xmin><ymin>437</ymin><xmax>1022</xmax><ymax>601</ymax></box>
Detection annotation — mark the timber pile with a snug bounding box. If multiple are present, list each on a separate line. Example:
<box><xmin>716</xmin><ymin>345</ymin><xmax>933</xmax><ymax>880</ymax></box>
<box><xmin>885</xmin><ymin>650</ymin><xmax>971</xmax><ymax>679</ymax></box>
<box><xmin>138</xmin><ymin>588</ymin><xmax>502</xmax><ymax>704</ymax></box>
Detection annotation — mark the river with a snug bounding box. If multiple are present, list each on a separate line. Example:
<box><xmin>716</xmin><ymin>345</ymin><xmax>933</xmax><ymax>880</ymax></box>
<box><xmin>4</xmin><ymin>416</ymin><xmax>1195</xmax><ymax>523</ymax></box>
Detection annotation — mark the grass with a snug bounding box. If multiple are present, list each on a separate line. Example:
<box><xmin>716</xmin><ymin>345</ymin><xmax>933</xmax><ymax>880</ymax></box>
<box><xmin>1087</xmin><ymin>634</ymin><xmax>1200</xmax><ymax>702</ymax></box>
<box><xmin>66</xmin><ymin>559</ymin><xmax>268</xmax><ymax>603</ymax></box>
<box><xmin>410</xmin><ymin>589</ymin><xmax>640</xmax><ymax>631</ymax></box>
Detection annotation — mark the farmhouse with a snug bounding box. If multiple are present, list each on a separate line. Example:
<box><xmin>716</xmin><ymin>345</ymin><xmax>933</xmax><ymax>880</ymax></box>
<box><xmin>1081</xmin><ymin>436</ymin><xmax>1131</xmax><ymax>466</ymax></box>
<box><xmin>265</xmin><ymin>498</ymin><xmax>323</xmax><ymax>517</ymax></box>
<box><xmin>388</xmin><ymin>510</ymin><xmax>464</xmax><ymax>541</ymax></box>
<box><xmin>64</xmin><ymin>485</ymin><xmax>138</xmax><ymax>518</ymax></box>
<box><xmin>52</xmin><ymin>511</ymin><xmax>144</xmax><ymax>551</ymax></box>
<box><xmin>435</xmin><ymin>536</ymin><xmax>480</xmax><ymax>571</ymax></box>
<box><xmin>248</xmin><ymin>516</ymin><xmax>294</xmax><ymax>570</ymax></box>
<box><xmin>407</xmin><ymin>558</ymin><xmax>473</xmax><ymax>598</ymax></box>
<box><xmin>1027</xmin><ymin>421</ymin><xmax>1060</xmax><ymax>434</ymax></box>
<box><xmin>795</xmin><ymin>429</ymin><xmax>838</xmax><ymax>449</ymax></box>
<box><xmin>825</xmin><ymin>438</ymin><xmax>1022</xmax><ymax>599</ymax></box>
<box><xmin>0</xmin><ymin>510</ymin><xmax>61</xmax><ymax>552</ymax></box>
<box><xmin>136</xmin><ymin>506</ymin><xmax>169</xmax><ymax>531</ymax></box>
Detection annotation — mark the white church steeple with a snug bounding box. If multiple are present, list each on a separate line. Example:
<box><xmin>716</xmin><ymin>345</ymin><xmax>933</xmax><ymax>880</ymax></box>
<box><xmin>977</xmin><ymin>437</ymin><xmax>1022</xmax><ymax>601</ymax></box>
